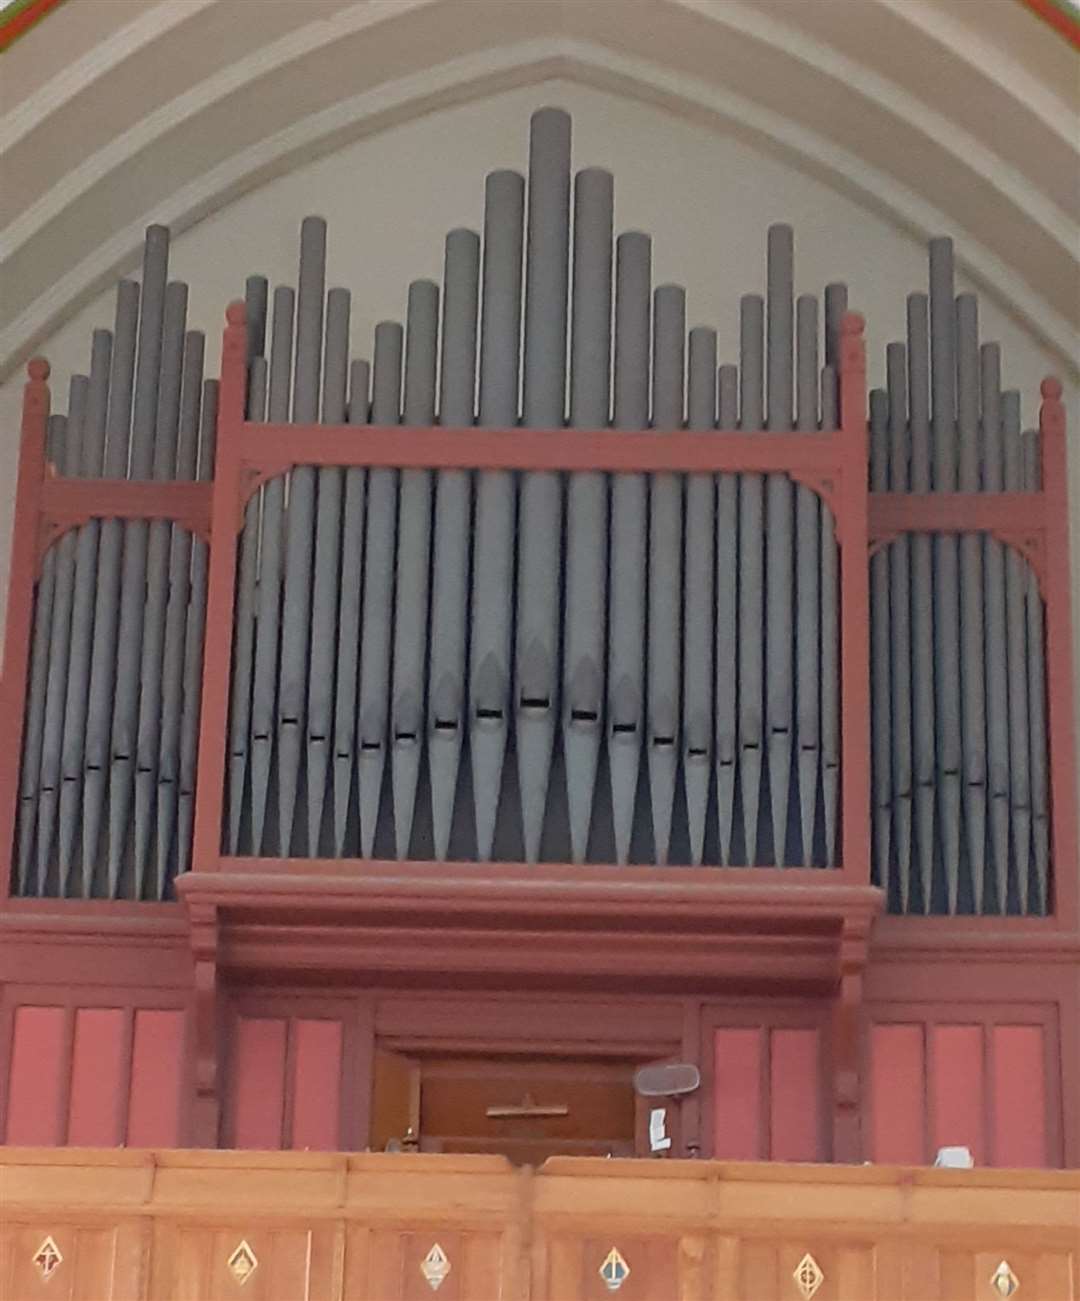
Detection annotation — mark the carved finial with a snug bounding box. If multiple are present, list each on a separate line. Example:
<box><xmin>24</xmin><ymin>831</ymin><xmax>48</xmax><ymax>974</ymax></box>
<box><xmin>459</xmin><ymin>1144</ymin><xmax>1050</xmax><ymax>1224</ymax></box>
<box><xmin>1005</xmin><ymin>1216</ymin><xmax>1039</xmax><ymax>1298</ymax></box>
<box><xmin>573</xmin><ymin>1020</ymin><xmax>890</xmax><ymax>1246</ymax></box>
<box><xmin>27</xmin><ymin>357</ymin><xmax>49</xmax><ymax>382</ymax></box>
<box><xmin>1039</xmin><ymin>375</ymin><xmax>1066</xmax><ymax>442</ymax></box>
<box><xmin>226</xmin><ymin>300</ymin><xmax>247</xmax><ymax>328</ymax></box>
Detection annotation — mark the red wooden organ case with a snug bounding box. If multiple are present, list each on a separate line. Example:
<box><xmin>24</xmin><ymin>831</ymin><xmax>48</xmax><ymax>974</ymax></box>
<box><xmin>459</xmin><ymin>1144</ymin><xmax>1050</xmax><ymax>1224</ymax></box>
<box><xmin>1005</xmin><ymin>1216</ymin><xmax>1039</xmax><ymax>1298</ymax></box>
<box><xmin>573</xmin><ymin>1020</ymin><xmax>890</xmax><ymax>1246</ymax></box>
<box><xmin>0</xmin><ymin>194</ymin><xmax>1076</xmax><ymax>1172</ymax></box>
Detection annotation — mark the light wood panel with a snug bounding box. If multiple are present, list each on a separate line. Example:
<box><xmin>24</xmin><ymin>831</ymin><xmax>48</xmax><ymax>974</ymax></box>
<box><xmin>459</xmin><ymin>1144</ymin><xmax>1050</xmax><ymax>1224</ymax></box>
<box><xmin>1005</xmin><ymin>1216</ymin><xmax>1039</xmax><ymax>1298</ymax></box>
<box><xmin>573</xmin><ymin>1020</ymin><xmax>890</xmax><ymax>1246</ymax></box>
<box><xmin>1</xmin><ymin>1149</ymin><xmax>1077</xmax><ymax>1299</ymax></box>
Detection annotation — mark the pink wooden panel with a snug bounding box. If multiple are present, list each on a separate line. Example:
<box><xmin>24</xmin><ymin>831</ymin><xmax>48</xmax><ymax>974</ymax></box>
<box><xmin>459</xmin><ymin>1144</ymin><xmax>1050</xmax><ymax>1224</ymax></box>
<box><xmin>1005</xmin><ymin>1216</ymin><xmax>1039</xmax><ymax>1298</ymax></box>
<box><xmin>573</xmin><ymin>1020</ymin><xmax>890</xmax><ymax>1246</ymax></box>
<box><xmin>127</xmin><ymin>1009</ymin><xmax>185</xmax><ymax>1147</ymax></box>
<box><xmin>932</xmin><ymin>1024</ymin><xmax>985</xmax><ymax>1163</ymax></box>
<box><xmin>769</xmin><ymin>1028</ymin><xmax>821</xmax><ymax>1161</ymax></box>
<box><xmin>291</xmin><ymin>1019</ymin><xmax>343</xmax><ymax>1151</ymax></box>
<box><xmin>231</xmin><ymin>1017</ymin><xmax>287</xmax><ymax>1149</ymax></box>
<box><xmin>67</xmin><ymin>1007</ymin><xmax>126</xmax><ymax>1146</ymax></box>
<box><xmin>712</xmin><ymin>1028</ymin><xmax>763</xmax><ymax>1159</ymax></box>
<box><xmin>992</xmin><ymin>1024</ymin><xmax>1047</xmax><ymax>1168</ymax></box>
<box><xmin>4</xmin><ymin>1005</ymin><xmax>66</xmax><ymax>1144</ymax></box>
<box><xmin>870</xmin><ymin>1024</ymin><xmax>925</xmax><ymax>1164</ymax></box>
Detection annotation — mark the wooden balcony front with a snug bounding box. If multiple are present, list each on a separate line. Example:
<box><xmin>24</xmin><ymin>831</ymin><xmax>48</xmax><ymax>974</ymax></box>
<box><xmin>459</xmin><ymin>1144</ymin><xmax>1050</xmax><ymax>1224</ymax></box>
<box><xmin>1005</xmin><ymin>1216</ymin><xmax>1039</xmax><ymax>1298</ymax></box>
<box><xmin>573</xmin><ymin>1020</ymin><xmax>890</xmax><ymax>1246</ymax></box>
<box><xmin>2</xmin><ymin>1148</ymin><xmax>1078</xmax><ymax>1299</ymax></box>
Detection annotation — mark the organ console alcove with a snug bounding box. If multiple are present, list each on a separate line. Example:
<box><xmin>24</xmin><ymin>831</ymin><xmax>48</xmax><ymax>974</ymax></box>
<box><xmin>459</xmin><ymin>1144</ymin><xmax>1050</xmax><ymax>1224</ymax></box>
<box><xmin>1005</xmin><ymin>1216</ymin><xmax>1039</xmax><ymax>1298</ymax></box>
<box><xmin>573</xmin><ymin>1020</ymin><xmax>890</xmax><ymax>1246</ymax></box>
<box><xmin>0</xmin><ymin>99</ymin><xmax>1076</xmax><ymax>1239</ymax></box>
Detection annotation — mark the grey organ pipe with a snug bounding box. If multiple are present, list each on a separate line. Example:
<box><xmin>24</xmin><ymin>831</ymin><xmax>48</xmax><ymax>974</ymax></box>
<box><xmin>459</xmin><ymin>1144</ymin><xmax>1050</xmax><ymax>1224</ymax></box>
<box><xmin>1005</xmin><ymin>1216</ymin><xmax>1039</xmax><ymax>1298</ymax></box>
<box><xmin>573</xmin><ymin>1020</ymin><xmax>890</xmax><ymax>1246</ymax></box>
<box><xmin>795</xmin><ymin>296</ymin><xmax>820</xmax><ymax>867</ymax></box>
<box><xmin>956</xmin><ymin>293</ymin><xmax>987</xmax><ymax>910</ymax></box>
<box><xmin>1002</xmin><ymin>390</ymin><xmax>1031</xmax><ymax>908</ymax></box>
<box><xmin>684</xmin><ymin>325</ymin><xmax>717</xmax><ymax>866</ymax></box>
<box><xmin>82</xmin><ymin>275</ymin><xmax>139</xmax><ymax>892</ymax></box>
<box><xmin>306</xmin><ymin>286</ymin><xmax>350</xmax><ymax>856</ymax></box>
<box><xmin>470</xmin><ymin>170</ymin><xmax>524</xmax><ymax>861</ymax></box>
<box><xmin>886</xmin><ymin>341</ymin><xmax>914</xmax><ymax>908</ymax></box>
<box><xmin>738</xmin><ymin>294</ymin><xmax>765</xmax><ymax>864</ymax></box>
<box><xmin>1023</xmin><ymin>429</ymin><xmax>1049</xmax><ymax>914</ymax></box>
<box><xmin>649</xmin><ymin>284</ymin><xmax>685</xmax><ymax>866</ymax></box>
<box><xmin>226</xmin><ymin>275</ymin><xmax>270</xmax><ymax>853</ymax></box>
<box><xmin>428</xmin><ymin>229</ymin><xmax>480</xmax><ymax>860</ymax></box>
<box><xmin>715</xmin><ymin>363</ymin><xmax>739</xmax><ymax>865</ymax></box>
<box><xmin>564</xmin><ymin>168</ymin><xmax>613</xmax><ymax>863</ymax></box>
<box><xmin>132</xmin><ymin>282</ymin><xmax>188</xmax><ymax>896</ymax></box>
<box><xmin>59</xmin><ymin>324</ymin><xmax>114</xmax><ymax>892</ymax></box>
<box><xmin>907</xmin><ymin>292</ymin><xmax>935</xmax><ymax>910</ymax></box>
<box><xmin>34</xmin><ymin>376</ymin><xmax>88</xmax><ymax>890</ymax></box>
<box><xmin>929</xmin><ymin>238</ymin><xmax>962</xmax><ymax>913</ymax></box>
<box><xmin>249</xmin><ymin>286</ymin><xmax>295</xmax><ymax>854</ymax></box>
<box><xmin>17</xmin><ymin>415</ymin><xmax>66</xmax><ymax>890</ymax></box>
<box><xmin>821</xmin><ymin>282</ymin><xmax>847</xmax><ymax>867</ymax></box>
<box><xmin>516</xmin><ymin>107</ymin><xmax>571</xmax><ymax>863</ymax></box>
<box><xmin>106</xmin><ymin>226</ymin><xmax>170</xmax><ymax>896</ymax></box>
<box><xmin>157</xmin><ymin>332</ymin><xmax>206</xmax><ymax>892</ymax></box>
<box><xmin>608</xmin><ymin>232</ymin><xmax>651</xmax><ymax>865</ymax></box>
<box><xmin>175</xmin><ymin>379</ymin><xmax>218</xmax><ymax>880</ymax></box>
<box><xmin>278</xmin><ymin>216</ymin><xmax>326</xmax><ymax>856</ymax></box>
<box><xmin>331</xmin><ymin>358</ymin><xmax>370</xmax><ymax>854</ymax></box>
<box><xmin>980</xmin><ymin>344</ymin><xmax>1010</xmax><ymax>910</ymax></box>
<box><xmin>869</xmin><ymin>388</ymin><xmax>892</xmax><ymax>893</ymax></box>
<box><xmin>766</xmin><ymin>225</ymin><xmax>794</xmax><ymax>867</ymax></box>
<box><xmin>357</xmin><ymin>321</ymin><xmax>404</xmax><ymax>856</ymax></box>
<box><xmin>392</xmin><ymin>279</ymin><xmax>440</xmax><ymax>859</ymax></box>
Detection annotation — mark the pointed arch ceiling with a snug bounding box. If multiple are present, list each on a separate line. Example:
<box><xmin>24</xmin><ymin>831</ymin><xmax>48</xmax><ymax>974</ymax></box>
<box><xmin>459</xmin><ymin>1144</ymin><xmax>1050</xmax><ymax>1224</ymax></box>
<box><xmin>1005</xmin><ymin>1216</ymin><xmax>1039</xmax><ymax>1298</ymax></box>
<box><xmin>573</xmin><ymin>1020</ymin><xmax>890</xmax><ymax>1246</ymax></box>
<box><xmin>1</xmin><ymin>0</ymin><xmax>1077</xmax><ymax>378</ymax></box>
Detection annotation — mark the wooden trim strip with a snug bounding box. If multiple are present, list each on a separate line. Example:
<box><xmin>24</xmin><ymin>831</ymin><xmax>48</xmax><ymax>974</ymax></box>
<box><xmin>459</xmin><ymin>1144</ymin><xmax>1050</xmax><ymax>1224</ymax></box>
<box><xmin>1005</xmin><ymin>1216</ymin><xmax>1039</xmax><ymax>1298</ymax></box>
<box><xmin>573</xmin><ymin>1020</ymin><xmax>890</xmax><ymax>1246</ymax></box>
<box><xmin>0</xmin><ymin>0</ymin><xmax>65</xmax><ymax>53</ymax></box>
<box><xmin>1020</xmin><ymin>0</ymin><xmax>1080</xmax><ymax>48</ymax></box>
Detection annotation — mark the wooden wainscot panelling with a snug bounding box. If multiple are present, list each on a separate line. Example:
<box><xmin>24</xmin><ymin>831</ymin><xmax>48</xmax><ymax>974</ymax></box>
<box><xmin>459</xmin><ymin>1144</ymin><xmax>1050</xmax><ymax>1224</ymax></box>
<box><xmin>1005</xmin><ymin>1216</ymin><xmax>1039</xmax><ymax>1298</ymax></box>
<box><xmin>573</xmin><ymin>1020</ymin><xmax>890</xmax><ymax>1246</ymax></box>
<box><xmin>2</xmin><ymin>997</ymin><xmax>190</xmax><ymax>1149</ymax></box>
<box><xmin>866</xmin><ymin>999</ymin><xmax>1063</xmax><ymax>1168</ymax></box>
<box><xmin>1</xmin><ymin>1150</ymin><xmax>1078</xmax><ymax>1300</ymax></box>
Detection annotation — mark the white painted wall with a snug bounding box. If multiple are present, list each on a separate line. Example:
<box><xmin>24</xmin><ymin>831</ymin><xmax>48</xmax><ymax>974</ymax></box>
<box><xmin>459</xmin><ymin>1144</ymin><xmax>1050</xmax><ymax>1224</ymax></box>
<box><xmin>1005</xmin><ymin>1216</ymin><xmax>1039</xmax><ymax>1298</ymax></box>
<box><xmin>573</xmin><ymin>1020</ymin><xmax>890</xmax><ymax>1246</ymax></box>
<box><xmin>1</xmin><ymin>80</ymin><xmax>1076</xmax><ymax>721</ymax></box>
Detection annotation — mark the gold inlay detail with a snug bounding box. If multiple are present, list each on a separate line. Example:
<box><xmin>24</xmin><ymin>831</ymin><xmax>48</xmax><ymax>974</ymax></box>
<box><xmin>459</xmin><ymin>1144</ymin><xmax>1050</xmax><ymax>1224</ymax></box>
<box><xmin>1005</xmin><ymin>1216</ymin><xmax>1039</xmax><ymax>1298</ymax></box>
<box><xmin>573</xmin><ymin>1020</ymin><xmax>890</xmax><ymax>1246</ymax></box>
<box><xmin>599</xmin><ymin>1246</ymin><xmax>631</xmax><ymax>1291</ymax></box>
<box><xmin>990</xmin><ymin>1260</ymin><xmax>1020</xmax><ymax>1298</ymax></box>
<box><xmin>420</xmin><ymin>1242</ymin><xmax>451</xmax><ymax>1291</ymax></box>
<box><xmin>793</xmin><ymin>1252</ymin><xmax>825</xmax><ymax>1300</ymax></box>
<box><xmin>32</xmin><ymin>1236</ymin><xmax>63</xmax><ymax>1281</ymax></box>
<box><xmin>226</xmin><ymin>1240</ymin><xmax>258</xmax><ymax>1285</ymax></box>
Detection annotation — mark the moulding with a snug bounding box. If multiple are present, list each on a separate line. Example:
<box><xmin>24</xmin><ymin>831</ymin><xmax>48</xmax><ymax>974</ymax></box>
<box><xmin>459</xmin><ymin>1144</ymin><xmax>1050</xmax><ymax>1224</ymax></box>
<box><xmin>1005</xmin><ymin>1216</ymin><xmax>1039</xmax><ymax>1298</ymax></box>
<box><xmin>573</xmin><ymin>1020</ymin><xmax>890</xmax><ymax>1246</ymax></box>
<box><xmin>176</xmin><ymin>868</ymin><xmax>884</xmax><ymax>996</ymax></box>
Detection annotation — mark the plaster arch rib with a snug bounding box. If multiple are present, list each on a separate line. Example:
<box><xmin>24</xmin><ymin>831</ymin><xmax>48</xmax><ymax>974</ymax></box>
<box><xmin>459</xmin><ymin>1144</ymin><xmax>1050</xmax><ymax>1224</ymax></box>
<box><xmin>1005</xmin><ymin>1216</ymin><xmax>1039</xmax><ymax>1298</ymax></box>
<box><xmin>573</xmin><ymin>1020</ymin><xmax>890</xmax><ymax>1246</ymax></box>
<box><xmin>0</xmin><ymin>0</ymin><xmax>1076</xmax><ymax>379</ymax></box>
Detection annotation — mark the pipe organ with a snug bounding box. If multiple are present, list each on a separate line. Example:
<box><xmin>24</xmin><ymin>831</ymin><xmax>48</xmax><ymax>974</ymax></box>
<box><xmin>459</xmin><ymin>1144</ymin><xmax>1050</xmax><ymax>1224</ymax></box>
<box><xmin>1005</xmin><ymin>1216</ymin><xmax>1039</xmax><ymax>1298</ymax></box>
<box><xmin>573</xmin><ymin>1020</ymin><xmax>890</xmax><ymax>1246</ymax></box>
<box><xmin>1</xmin><ymin>108</ymin><xmax>1076</xmax><ymax>1168</ymax></box>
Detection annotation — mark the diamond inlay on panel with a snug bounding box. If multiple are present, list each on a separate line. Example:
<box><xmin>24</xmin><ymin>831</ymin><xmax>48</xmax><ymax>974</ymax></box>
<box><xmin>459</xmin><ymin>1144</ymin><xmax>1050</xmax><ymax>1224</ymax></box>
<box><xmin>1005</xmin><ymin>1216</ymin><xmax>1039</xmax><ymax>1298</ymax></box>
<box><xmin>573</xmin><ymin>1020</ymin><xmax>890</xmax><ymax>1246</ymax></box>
<box><xmin>599</xmin><ymin>1246</ymin><xmax>631</xmax><ymax>1291</ymax></box>
<box><xmin>226</xmin><ymin>1240</ymin><xmax>259</xmax><ymax>1285</ymax></box>
<box><xmin>420</xmin><ymin>1242</ymin><xmax>451</xmax><ymax>1291</ymax></box>
<box><xmin>793</xmin><ymin>1252</ymin><xmax>825</xmax><ymax>1300</ymax></box>
<box><xmin>990</xmin><ymin>1260</ymin><xmax>1020</xmax><ymax>1298</ymax></box>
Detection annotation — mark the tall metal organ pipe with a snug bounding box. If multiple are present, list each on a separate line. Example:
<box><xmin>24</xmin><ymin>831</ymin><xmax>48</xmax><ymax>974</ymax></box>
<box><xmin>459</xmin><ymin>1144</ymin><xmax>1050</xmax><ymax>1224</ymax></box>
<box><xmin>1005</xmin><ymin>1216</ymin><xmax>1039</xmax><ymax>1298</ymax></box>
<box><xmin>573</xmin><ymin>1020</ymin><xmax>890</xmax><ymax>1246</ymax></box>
<box><xmin>516</xmin><ymin>107</ymin><xmax>572</xmax><ymax>863</ymax></box>
<box><xmin>429</xmin><ymin>230</ymin><xmax>480</xmax><ymax>860</ymax></box>
<box><xmin>357</xmin><ymin>320</ymin><xmax>404</xmax><ymax>856</ymax></box>
<box><xmin>331</xmin><ymin>358</ymin><xmax>371</xmax><ymax>854</ymax></box>
<box><xmin>564</xmin><ymin>168</ymin><xmax>613</xmax><ymax>864</ymax></box>
<box><xmin>765</xmin><ymin>224</ymin><xmax>795</xmax><ymax>867</ymax></box>
<box><xmin>249</xmin><ymin>286</ymin><xmax>295</xmax><ymax>854</ymax></box>
<box><xmin>715</xmin><ymin>363</ymin><xmax>739</xmax><ymax>865</ymax></box>
<box><xmin>886</xmin><ymin>341</ymin><xmax>913</xmax><ymax>908</ymax></box>
<box><xmin>277</xmin><ymin>216</ymin><xmax>327</xmax><ymax>855</ymax></box>
<box><xmin>649</xmin><ymin>284</ymin><xmax>686</xmax><ymax>865</ymax></box>
<box><xmin>392</xmin><ymin>279</ymin><xmax>440</xmax><ymax>858</ymax></box>
<box><xmin>305</xmin><ymin>285</ymin><xmax>351</xmax><ymax>854</ymax></box>
<box><xmin>607</xmin><ymin>231</ymin><xmax>651</xmax><ymax>865</ymax></box>
<box><xmin>738</xmin><ymin>293</ymin><xmax>765</xmax><ymax>864</ymax></box>
<box><xmin>795</xmin><ymin>295</ymin><xmax>821</xmax><ymax>867</ymax></box>
<box><xmin>470</xmin><ymin>170</ymin><xmax>524</xmax><ymax>861</ymax></box>
<box><xmin>684</xmin><ymin>324</ymin><xmax>717</xmax><ymax>866</ymax></box>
